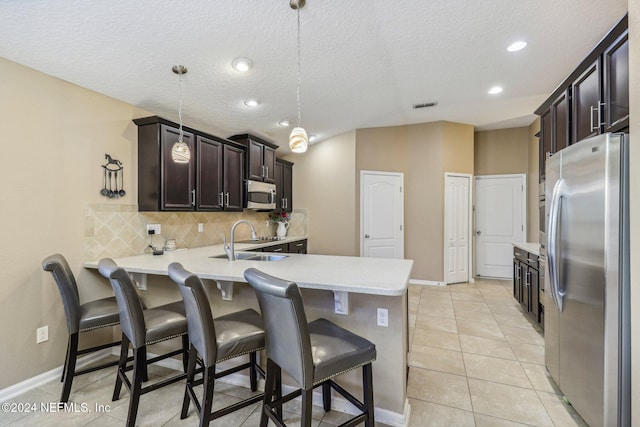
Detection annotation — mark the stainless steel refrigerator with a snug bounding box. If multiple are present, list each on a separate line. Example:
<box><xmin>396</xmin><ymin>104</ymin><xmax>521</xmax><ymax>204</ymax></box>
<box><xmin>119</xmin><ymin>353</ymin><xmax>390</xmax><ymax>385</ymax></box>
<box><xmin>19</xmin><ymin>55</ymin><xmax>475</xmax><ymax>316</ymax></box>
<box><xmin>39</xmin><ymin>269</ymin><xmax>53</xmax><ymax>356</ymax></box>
<box><xmin>544</xmin><ymin>132</ymin><xmax>630</xmax><ymax>427</ymax></box>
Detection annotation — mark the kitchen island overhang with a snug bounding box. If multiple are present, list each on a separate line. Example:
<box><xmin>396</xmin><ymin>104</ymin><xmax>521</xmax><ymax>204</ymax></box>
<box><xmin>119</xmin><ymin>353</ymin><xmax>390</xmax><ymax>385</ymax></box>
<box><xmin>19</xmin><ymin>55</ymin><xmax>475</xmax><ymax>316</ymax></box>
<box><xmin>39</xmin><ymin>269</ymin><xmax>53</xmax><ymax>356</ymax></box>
<box><xmin>84</xmin><ymin>244</ymin><xmax>413</xmax><ymax>426</ymax></box>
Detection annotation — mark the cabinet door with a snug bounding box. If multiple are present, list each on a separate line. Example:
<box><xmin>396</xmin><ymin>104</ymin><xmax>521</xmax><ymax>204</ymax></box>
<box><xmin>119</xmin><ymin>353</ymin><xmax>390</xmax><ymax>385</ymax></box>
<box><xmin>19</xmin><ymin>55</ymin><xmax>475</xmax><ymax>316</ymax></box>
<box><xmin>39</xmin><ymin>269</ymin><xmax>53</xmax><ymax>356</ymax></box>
<box><xmin>603</xmin><ymin>30</ymin><xmax>629</xmax><ymax>131</ymax></box>
<box><xmin>160</xmin><ymin>125</ymin><xmax>195</xmax><ymax>210</ymax></box>
<box><xmin>247</xmin><ymin>140</ymin><xmax>264</xmax><ymax>181</ymax></box>
<box><xmin>552</xmin><ymin>90</ymin><xmax>570</xmax><ymax>152</ymax></box>
<box><xmin>571</xmin><ymin>59</ymin><xmax>601</xmax><ymax>144</ymax></box>
<box><xmin>223</xmin><ymin>144</ymin><xmax>244</xmax><ymax>211</ymax></box>
<box><xmin>274</xmin><ymin>161</ymin><xmax>284</xmax><ymax>211</ymax></box>
<box><xmin>196</xmin><ymin>136</ymin><xmax>223</xmax><ymax>211</ymax></box>
<box><xmin>539</xmin><ymin>109</ymin><xmax>552</xmax><ymax>182</ymax></box>
<box><xmin>264</xmin><ymin>243</ymin><xmax>287</xmax><ymax>253</ymax></box>
<box><xmin>282</xmin><ymin>162</ymin><xmax>293</xmax><ymax>212</ymax></box>
<box><xmin>263</xmin><ymin>146</ymin><xmax>276</xmax><ymax>184</ymax></box>
<box><xmin>529</xmin><ymin>266</ymin><xmax>540</xmax><ymax>323</ymax></box>
<box><xmin>513</xmin><ymin>259</ymin><xmax>522</xmax><ymax>302</ymax></box>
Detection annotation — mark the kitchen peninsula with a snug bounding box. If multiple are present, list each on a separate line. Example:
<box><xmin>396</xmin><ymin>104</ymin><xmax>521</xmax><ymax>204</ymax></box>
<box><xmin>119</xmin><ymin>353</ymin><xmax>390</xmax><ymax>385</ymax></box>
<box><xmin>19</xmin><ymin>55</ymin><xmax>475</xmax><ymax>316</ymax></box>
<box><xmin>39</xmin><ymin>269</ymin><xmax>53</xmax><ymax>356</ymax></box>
<box><xmin>84</xmin><ymin>239</ymin><xmax>413</xmax><ymax>425</ymax></box>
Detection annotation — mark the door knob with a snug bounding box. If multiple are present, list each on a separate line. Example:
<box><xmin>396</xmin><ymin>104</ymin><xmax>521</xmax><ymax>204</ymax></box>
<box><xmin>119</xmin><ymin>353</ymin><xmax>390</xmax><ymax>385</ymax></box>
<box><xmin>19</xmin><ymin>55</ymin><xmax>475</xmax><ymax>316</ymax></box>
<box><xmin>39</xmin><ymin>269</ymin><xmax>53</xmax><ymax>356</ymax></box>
<box><xmin>476</xmin><ymin>230</ymin><xmax>482</xmax><ymax>235</ymax></box>
<box><xmin>365</xmin><ymin>234</ymin><xmax>370</xmax><ymax>238</ymax></box>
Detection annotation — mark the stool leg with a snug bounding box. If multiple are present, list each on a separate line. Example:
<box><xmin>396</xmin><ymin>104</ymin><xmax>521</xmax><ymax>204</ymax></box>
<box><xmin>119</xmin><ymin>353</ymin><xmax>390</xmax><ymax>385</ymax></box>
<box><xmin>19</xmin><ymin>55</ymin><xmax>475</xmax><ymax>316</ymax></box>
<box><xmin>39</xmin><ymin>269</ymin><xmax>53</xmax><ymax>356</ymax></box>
<box><xmin>199</xmin><ymin>366</ymin><xmax>215</xmax><ymax>427</ymax></box>
<box><xmin>61</xmin><ymin>338</ymin><xmax>71</xmax><ymax>382</ymax></box>
<box><xmin>274</xmin><ymin>363</ymin><xmax>283</xmax><ymax>420</ymax></box>
<box><xmin>301</xmin><ymin>388</ymin><xmax>313</xmax><ymax>427</ymax></box>
<box><xmin>181</xmin><ymin>346</ymin><xmax>198</xmax><ymax>419</ymax></box>
<box><xmin>322</xmin><ymin>381</ymin><xmax>331</xmax><ymax>412</ymax></box>
<box><xmin>140</xmin><ymin>346</ymin><xmax>148</xmax><ymax>383</ymax></box>
<box><xmin>260</xmin><ymin>359</ymin><xmax>276</xmax><ymax>427</ymax></box>
<box><xmin>363</xmin><ymin>363</ymin><xmax>375</xmax><ymax>427</ymax></box>
<box><xmin>249</xmin><ymin>351</ymin><xmax>258</xmax><ymax>392</ymax></box>
<box><xmin>181</xmin><ymin>334</ymin><xmax>190</xmax><ymax>373</ymax></box>
<box><xmin>126</xmin><ymin>347</ymin><xmax>146</xmax><ymax>427</ymax></box>
<box><xmin>60</xmin><ymin>333</ymin><xmax>78</xmax><ymax>402</ymax></box>
<box><xmin>112</xmin><ymin>334</ymin><xmax>129</xmax><ymax>401</ymax></box>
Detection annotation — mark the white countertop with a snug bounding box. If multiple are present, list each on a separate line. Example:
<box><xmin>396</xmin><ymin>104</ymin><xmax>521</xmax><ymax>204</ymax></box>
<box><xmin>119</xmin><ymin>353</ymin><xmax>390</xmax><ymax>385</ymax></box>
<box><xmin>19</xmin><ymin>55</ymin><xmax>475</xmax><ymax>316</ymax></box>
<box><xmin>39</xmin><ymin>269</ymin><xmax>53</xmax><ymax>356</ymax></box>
<box><xmin>512</xmin><ymin>242</ymin><xmax>540</xmax><ymax>256</ymax></box>
<box><xmin>84</xmin><ymin>237</ymin><xmax>413</xmax><ymax>296</ymax></box>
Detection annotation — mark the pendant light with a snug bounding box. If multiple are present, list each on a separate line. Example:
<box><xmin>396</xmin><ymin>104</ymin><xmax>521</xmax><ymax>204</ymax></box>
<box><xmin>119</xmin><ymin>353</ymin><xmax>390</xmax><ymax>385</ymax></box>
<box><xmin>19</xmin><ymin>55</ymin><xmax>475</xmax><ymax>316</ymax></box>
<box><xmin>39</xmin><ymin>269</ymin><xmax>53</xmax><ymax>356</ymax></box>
<box><xmin>289</xmin><ymin>0</ymin><xmax>308</xmax><ymax>153</ymax></box>
<box><xmin>171</xmin><ymin>65</ymin><xmax>191</xmax><ymax>163</ymax></box>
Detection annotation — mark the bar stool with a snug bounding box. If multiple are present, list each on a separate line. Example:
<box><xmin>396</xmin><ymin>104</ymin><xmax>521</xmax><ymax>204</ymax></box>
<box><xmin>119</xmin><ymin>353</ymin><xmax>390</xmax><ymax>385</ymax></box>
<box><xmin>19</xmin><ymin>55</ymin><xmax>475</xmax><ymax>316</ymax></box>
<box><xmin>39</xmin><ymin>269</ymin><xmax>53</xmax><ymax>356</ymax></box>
<box><xmin>98</xmin><ymin>258</ymin><xmax>190</xmax><ymax>427</ymax></box>
<box><xmin>42</xmin><ymin>253</ymin><xmax>124</xmax><ymax>403</ymax></box>
<box><xmin>168</xmin><ymin>262</ymin><xmax>266</xmax><ymax>427</ymax></box>
<box><xmin>244</xmin><ymin>268</ymin><xmax>376</xmax><ymax>427</ymax></box>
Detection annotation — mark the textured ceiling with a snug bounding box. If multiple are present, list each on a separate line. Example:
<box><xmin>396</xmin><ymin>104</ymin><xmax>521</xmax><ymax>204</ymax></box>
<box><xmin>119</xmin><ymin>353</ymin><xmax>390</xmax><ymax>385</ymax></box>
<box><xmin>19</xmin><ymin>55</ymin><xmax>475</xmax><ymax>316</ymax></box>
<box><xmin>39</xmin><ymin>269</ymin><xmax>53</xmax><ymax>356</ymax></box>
<box><xmin>0</xmin><ymin>0</ymin><xmax>628</xmax><ymax>152</ymax></box>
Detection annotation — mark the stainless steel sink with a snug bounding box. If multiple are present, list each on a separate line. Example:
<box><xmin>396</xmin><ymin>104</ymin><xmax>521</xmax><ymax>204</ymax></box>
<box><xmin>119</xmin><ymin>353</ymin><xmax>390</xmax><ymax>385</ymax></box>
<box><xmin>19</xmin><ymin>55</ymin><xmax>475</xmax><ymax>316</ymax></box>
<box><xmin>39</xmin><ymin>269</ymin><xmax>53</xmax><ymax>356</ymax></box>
<box><xmin>210</xmin><ymin>252</ymin><xmax>288</xmax><ymax>261</ymax></box>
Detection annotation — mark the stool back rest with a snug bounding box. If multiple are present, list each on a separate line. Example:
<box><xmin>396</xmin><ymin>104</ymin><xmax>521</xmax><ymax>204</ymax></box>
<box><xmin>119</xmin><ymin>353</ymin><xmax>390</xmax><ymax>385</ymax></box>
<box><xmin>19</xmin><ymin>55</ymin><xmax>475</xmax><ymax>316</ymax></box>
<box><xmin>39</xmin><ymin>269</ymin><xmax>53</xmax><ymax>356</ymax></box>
<box><xmin>98</xmin><ymin>258</ymin><xmax>146</xmax><ymax>349</ymax></box>
<box><xmin>168</xmin><ymin>262</ymin><xmax>217</xmax><ymax>366</ymax></box>
<box><xmin>42</xmin><ymin>254</ymin><xmax>81</xmax><ymax>334</ymax></box>
<box><xmin>244</xmin><ymin>268</ymin><xmax>313</xmax><ymax>389</ymax></box>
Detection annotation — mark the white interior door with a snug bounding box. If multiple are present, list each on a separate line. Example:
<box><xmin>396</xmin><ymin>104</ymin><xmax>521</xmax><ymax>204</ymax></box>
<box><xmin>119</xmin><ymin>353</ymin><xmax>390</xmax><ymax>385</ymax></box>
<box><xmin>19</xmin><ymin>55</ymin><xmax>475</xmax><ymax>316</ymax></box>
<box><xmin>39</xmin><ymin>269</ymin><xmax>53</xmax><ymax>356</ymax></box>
<box><xmin>475</xmin><ymin>174</ymin><xmax>526</xmax><ymax>278</ymax></box>
<box><xmin>361</xmin><ymin>171</ymin><xmax>404</xmax><ymax>259</ymax></box>
<box><xmin>445</xmin><ymin>173</ymin><xmax>472</xmax><ymax>284</ymax></box>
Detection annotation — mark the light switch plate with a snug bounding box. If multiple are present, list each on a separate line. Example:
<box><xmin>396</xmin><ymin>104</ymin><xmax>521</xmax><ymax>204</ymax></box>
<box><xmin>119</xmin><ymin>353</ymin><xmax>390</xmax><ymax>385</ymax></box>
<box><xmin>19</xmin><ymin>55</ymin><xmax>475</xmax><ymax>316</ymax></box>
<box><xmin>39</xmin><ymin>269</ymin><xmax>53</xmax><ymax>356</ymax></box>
<box><xmin>377</xmin><ymin>308</ymin><xmax>389</xmax><ymax>327</ymax></box>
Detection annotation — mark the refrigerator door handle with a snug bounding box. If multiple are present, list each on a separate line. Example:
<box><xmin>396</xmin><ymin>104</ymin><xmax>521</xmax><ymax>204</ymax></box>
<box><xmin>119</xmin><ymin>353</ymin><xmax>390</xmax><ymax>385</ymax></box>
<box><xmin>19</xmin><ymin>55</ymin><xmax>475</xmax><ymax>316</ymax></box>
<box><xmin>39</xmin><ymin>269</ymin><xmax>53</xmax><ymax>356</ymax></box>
<box><xmin>547</xmin><ymin>178</ymin><xmax>565</xmax><ymax>312</ymax></box>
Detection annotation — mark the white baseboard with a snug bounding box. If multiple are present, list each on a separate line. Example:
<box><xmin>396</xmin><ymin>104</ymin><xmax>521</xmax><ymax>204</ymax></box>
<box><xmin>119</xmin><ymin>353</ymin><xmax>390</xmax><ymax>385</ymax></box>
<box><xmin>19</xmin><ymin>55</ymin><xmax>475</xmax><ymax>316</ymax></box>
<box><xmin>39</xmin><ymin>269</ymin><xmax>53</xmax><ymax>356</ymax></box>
<box><xmin>0</xmin><ymin>349</ymin><xmax>113</xmax><ymax>403</ymax></box>
<box><xmin>409</xmin><ymin>279</ymin><xmax>445</xmax><ymax>287</ymax></box>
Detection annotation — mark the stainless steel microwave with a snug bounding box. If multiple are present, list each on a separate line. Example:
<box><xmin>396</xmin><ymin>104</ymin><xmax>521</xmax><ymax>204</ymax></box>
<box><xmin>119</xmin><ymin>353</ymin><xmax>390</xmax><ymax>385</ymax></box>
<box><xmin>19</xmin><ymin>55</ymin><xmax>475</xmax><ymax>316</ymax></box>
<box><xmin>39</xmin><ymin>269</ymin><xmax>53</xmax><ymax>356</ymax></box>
<box><xmin>245</xmin><ymin>180</ymin><xmax>276</xmax><ymax>210</ymax></box>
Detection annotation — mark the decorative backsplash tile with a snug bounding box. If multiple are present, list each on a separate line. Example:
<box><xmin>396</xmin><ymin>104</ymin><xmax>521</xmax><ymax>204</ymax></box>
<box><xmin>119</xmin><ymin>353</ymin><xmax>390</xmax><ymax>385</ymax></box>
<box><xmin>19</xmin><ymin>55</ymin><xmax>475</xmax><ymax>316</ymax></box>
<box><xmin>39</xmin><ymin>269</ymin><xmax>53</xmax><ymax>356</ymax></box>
<box><xmin>83</xmin><ymin>204</ymin><xmax>308</xmax><ymax>261</ymax></box>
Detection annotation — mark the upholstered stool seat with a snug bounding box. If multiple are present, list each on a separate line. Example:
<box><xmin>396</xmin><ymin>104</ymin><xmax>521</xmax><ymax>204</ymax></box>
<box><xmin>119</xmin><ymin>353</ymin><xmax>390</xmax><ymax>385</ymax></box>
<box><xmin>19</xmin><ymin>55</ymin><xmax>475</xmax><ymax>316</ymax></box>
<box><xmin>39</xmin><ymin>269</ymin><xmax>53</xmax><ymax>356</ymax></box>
<box><xmin>99</xmin><ymin>258</ymin><xmax>190</xmax><ymax>427</ymax></box>
<box><xmin>43</xmin><ymin>254</ymin><xmax>124</xmax><ymax>403</ymax></box>
<box><xmin>168</xmin><ymin>262</ymin><xmax>265</xmax><ymax>427</ymax></box>
<box><xmin>244</xmin><ymin>268</ymin><xmax>376</xmax><ymax>427</ymax></box>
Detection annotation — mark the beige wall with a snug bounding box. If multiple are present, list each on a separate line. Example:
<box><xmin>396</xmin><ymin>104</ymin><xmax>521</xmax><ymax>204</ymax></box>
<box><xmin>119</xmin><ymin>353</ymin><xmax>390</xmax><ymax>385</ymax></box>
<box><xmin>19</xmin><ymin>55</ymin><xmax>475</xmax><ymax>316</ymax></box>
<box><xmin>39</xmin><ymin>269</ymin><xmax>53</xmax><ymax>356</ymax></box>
<box><xmin>474</xmin><ymin>127</ymin><xmax>530</xmax><ymax>176</ymax></box>
<box><xmin>627</xmin><ymin>1</ymin><xmax>639</xmax><ymax>425</ymax></box>
<box><xmin>283</xmin><ymin>131</ymin><xmax>357</xmax><ymax>256</ymax></box>
<box><xmin>0</xmin><ymin>57</ymin><xmax>149</xmax><ymax>388</ymax></box>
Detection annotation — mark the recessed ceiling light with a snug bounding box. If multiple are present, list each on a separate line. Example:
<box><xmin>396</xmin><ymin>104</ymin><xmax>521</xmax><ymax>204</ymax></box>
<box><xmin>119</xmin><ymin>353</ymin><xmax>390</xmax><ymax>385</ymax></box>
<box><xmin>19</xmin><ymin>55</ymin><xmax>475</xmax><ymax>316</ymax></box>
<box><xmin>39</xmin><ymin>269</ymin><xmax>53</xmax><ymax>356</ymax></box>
<box><xmin>232</xmin><ymin>58</ymin><xmax>253</xmax><ymax>72</ymax></box>
<box><xmin>244</xmin><ymin>98</ymin><xmax>259</xmax><ymax>107</ymax></box>
<box><xmin>278</xmin><ymin>120</ymin><xmax>290</xmax><ymax>127</ymax></box>
<box><xmin>488</xmin><ymin>86</ymin><xmax>503</xmax><ymax>95</ymax></box>
<box><xmin>507</xmin><ymin>41</ymin><xmax>527</xmax><ymax>52</ymax></box>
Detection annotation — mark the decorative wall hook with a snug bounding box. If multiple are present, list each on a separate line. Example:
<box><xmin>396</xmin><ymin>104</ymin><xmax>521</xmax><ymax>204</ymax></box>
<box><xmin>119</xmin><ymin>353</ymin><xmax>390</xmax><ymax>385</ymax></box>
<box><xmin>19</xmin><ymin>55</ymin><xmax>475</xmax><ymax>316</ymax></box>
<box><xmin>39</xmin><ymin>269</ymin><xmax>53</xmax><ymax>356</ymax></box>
<box><xmin>100</xmin><ymin>154</ymin><xmax>126</xmax><ymax>198</ymax></box>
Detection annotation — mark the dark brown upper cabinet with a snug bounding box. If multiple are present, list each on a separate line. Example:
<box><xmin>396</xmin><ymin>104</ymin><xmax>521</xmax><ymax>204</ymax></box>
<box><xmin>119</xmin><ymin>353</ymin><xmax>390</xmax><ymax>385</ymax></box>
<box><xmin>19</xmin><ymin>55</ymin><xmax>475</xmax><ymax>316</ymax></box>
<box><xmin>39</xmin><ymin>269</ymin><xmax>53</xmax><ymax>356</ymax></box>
<box><xmin>603</xmin><ymin>29</ymin><xmax>629</xmax><ymax>132</ymax></box>
<box><xmin>571</xmin><ymin>59</ymin><xmax>601</xmax><ymax>144</ymax></box>
<box><xmin>275</xmin><ymin>159</ymin><xmax>294</xmax><ymax>212</ymax></box>
<box><xmin>135</xmin><ymin>116</ymin><xmax>245</xmax><ymax>212</ymax></box>
<box><xmin>228</xmin><ymin>134</ymin><xmax>278</xmax><ymax>184</ymax></box>
<box><xmin>535</xmin><ymin>14</ymin><xmax>628</xmax><ymax>178</ymax></box>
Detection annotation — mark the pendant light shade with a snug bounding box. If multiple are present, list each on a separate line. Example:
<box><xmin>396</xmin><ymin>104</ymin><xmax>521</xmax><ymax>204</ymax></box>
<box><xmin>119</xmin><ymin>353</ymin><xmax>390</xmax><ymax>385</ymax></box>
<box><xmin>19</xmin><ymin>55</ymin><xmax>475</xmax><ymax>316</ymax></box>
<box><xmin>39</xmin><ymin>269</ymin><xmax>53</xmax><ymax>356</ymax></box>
<box><xmin>289</xmin><ymin>0</ymin><xmax>308</xmax><ymax>153</ymax></box>
<box><xmin>171</xmin><ymin>65</ymin><xmax>191</xmax><ymax>164</ymax></box>
<box><xmin>289</xmin><ymin>127</ymin><xmax>308</xmax><ymax>153</ymax></box>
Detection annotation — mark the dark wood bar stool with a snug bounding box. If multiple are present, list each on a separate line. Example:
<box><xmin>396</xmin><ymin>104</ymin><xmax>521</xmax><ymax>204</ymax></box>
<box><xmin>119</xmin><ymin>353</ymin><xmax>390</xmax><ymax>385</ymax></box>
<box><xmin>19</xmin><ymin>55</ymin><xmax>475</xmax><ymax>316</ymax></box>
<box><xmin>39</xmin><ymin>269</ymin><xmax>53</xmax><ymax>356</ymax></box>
<box><xmin>42</xmin><ymin>253</ymin><xmax>123</xmax><ymax>403</ymax></box>
<box><xmin>244</xmin><ymin>268</ymin><xmax>377</xmax><ymax>427</ymax></box>
<box><xmin>98</xmin><ymin>258</ymin><xmax>190</xmax><ymax>427</ymax></box>
<box><xmin>168</xmin><ymin>262</ymin><xmax>266</xmax><ymax>427</ymax></box>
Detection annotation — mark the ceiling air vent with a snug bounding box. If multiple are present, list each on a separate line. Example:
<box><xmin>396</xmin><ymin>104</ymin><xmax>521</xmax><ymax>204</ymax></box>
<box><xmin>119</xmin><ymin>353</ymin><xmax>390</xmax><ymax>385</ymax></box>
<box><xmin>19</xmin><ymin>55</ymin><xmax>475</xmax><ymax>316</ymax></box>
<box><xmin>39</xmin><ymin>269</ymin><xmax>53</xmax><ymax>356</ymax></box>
<box><xmin>413</xmin><ymin>101</ymin><xmax>438</xmax><ymax>109</ymax></box>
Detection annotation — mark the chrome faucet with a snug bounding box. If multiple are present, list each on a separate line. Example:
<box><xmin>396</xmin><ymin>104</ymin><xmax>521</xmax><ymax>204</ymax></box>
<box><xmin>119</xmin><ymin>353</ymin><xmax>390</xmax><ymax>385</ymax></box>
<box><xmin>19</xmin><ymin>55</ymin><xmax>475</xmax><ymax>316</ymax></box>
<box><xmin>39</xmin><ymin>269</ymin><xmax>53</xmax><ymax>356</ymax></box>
<box><xmin>224</xmin><ymin>220</ymin><xmax>258</xmax><ymax>261</ymax></box>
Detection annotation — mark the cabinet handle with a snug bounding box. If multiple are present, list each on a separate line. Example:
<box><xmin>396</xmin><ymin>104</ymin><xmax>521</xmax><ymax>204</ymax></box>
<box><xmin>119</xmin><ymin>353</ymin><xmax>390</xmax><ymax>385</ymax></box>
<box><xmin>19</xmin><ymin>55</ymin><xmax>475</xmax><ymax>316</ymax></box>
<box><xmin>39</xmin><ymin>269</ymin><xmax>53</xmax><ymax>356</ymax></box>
<box><xmin>515</xmin><ymin>252</ymin><xmax>522</xmax><ymax>257</ymax></box>
<box><xmin>192</xmin><ymin>189</ymin><xmax>196</xmax><ymax>207</ymax></box>
<box><xmin>225</xmin><ymin>192</ymin><xmax>230</xmax><ymax>206</ymax></box>
<box><xmin>265</xmin><ymin>166</ymin><xmax>269</xmax><ymax>179</ymax></box>
<box><xmin>273</xmin><ymin>248</ymin><xmax>283</xmax><ymax>252</ymax></box>
<box><xmin>296</xmin><ymin>243</ymin><xmax>303</xmax><ymax>247</ymax></box>
<box><xmin>526</xmin><ymin>271</ymin><xmax>531</xmax><ymax>285</ymax></box>
<box><xmin>527</xmin><ymin>258</ymin><xmax>537</xmax><ymax>263</ymax></box>
<box><xmin>598</xmin><ymin>101</ymin><xmax>605</xmax><ymax>128</ymax></box>
<box><xmin>284</xmin><ymin>198</ymin><xmax>288</xmax><ymax>209</ymax></box>
<box><xmin>261</xmin><ymin>165</ymin><xmax>265</xmax><ymax>178</ymax></box>
<box><xmin>219</xmin><ymin>192</ymin><xmax>224</xmax><ymax>207</ymax></box>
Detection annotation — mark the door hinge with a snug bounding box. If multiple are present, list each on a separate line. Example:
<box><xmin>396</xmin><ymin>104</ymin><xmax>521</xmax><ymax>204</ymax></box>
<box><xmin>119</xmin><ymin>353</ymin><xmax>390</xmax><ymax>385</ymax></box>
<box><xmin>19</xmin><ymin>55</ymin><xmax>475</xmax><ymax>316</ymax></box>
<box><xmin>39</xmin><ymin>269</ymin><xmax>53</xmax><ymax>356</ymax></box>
<box><xmin>400</xmin><ymin>224</ymin><xmax>403</xmax><ymax>231</ymax></box>
<box><xmin>399</xmin><ymin>186</ymin><xmax>402</xmax><ymax>193</ymax></box>
<box><xmin>522</xmin><ymin>225</ymin><xmax>524</xmax><ymax>231</ymax></box>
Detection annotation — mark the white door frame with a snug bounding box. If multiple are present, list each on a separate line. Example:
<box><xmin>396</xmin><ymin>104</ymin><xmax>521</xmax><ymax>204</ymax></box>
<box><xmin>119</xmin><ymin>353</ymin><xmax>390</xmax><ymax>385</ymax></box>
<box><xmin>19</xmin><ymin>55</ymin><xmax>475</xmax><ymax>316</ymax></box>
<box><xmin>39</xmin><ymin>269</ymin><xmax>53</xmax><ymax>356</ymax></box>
<box><xmin>473</xmin><ymin>173</ymin><xmax>527</xmax><ymax>278</ymax></box>
<box><xmin>359</xmin><ymin>170</ymin><xmax>404</xmax><ymax>258</ymax></box>
<box><xmin>444</xmin><ymin>173</ymin><xmax>473</xmax><ymax>284</ymax></box>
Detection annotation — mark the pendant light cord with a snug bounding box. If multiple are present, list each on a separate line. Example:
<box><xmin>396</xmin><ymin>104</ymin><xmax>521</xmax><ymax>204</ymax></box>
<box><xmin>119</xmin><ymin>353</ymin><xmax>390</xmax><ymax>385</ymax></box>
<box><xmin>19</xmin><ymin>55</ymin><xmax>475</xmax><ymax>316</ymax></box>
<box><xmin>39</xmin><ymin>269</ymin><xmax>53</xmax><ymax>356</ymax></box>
<box><xmin>178</xmin><ymin>71</ymin><xmax>184</xmax><ymax>143</ymax></box>
<box><xmin>296</xmin><ymin>6</ymin><xmax>302</xmax><ymax>128</ymax></box>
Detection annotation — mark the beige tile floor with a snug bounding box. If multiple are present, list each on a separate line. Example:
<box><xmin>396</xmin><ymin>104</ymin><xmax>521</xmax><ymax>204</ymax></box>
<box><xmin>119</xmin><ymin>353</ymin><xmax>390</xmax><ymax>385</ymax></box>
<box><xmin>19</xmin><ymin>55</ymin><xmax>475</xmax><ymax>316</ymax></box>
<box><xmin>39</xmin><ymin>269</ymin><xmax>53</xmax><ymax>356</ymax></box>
<box><xmin>2</xmin><ymin>279</ymin><xmax>587</xmax><ymax>426</ymax></box>
<box><xmin>407</xmin><ymin>279</ymin><xmax>588</xmax><ymax>427</ymax></box>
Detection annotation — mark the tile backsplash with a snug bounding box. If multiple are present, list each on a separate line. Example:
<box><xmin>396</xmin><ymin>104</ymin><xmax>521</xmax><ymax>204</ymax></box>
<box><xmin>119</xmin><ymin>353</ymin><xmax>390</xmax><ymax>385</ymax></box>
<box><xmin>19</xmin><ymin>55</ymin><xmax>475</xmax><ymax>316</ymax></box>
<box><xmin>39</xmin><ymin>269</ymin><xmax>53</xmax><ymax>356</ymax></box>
<box><xmin>83</xmin><ymin>204</ymin><xmax>308</xmax><ymax>261</ymax></box>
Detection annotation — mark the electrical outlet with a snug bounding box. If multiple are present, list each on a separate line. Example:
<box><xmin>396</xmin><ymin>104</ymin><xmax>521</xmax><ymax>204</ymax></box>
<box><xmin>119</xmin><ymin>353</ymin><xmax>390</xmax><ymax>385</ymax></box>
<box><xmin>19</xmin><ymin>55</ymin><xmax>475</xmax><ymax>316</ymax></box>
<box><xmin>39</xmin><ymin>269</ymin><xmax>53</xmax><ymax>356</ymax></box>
<box><xmin>146</xmin><ymin>224</ymin><xmax>161</xmax><ymax>235</ymax></box>
<box><xmin>377</xmin><ymin>308</ymin><xmax>389</xmax><ymax>327</ymax></box>
<box><xmin>198</xmin><ymin>223</ymin><xmax>204</xmax><ymax>233</ymax></box>
<box><xmin>37</xmin><ymin>326</ymin><xmax>49</xmax><ymax>343</ymax></box>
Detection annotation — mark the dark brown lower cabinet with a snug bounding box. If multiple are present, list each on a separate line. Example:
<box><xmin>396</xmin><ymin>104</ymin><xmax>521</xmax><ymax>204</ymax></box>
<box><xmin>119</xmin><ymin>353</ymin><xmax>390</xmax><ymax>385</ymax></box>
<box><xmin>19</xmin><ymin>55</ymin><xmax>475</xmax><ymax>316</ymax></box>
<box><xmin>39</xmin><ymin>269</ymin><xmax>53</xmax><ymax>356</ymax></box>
<box><xmin>513</xmin><ymin>247</ymin><xmax>541</xmax><ymax>325</ymax></box>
